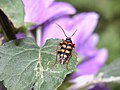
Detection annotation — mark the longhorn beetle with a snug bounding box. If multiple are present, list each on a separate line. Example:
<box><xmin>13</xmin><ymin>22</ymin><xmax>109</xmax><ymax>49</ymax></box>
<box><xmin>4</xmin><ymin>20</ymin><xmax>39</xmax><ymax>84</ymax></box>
<box><xmin>53</xmin><ymin>23</ymin><xmax>77</xmax><ymax>70</ymax></box>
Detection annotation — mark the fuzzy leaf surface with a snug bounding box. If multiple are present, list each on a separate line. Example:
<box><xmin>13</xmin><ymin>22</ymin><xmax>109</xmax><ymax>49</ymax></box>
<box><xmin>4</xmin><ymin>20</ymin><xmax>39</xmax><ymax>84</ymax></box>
<box><xmin>0</xmin><ymin>38</ymin><xmax>78</xmax><ymax>90</ymax></box>
<box><xmin>0</xmin><ymin>0</ymin><xmax>24</xmax><ymax>27</ymax></box>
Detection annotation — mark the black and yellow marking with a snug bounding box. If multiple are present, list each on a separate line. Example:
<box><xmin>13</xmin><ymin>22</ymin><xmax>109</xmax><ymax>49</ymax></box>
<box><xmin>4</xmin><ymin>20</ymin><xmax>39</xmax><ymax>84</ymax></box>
<box><xmin>53</xmin><ymin>23</ymin><xmax>77</xmax><ymax>70</ymax></box>
<box><xmin>57</xmin><ymin>37</ymin><xmax>75</xmax><ymax>67</ymax></box>
<box><xmin>67</xmin><ymin>46</ymin><xmax>72</xmax><ymax>50</ymax></box>
<box><xmin>65</xmin><ymin>50</ymin><xmax>70</xmax><ymax>54</ymax></box>
<box><xmin>62</xmin><ymin>44</ymin><xmax>66</xmax><ymax>48</ymax></box>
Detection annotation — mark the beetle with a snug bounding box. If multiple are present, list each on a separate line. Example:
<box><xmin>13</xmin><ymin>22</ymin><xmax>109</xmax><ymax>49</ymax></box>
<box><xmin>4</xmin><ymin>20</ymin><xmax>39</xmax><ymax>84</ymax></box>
<box><xmin>53</xmin><ymin>23</ymin><xmax>77</xmax><ymax>70</ymax></box>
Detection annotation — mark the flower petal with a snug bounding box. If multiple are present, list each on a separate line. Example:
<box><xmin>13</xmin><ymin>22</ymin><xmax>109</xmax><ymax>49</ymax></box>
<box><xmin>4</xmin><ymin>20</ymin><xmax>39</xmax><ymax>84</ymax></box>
<box><xmin>69</xmin><ymin>77</ymin><xmax>110</xmax><ymax>90</ymax></box>
<box><xmin>22</xmin><ymin>0</ymin><xmax>76</xmax><ymax>24</ymax></box>
<box><xmin>41</xmin><ymin>12</ymin><xmax>99</xmax><ymax>47</ymax></box>
<box><xmin>77</xmin><ymin>34</ymin><xmax>99</xmax><ymax>57</ymax></box>
<box><xmin>71</xmin><ymin>48</ymin><xmax>108</xmax><ymax>79</ymax></box>
<box><xmin>48</xmin><ymin>2</ymin><xmax>76</xmax><ymax>18</ymax></box>
<box><xmin>42</xmin><ymin>16</ymin><xmax>70</xmax><ymax>46</ymax></box>
<box><xmin>68</xmin><ymin>74</ymin><xmax>94</xmax><ymax>90</ymax></box>
<box><xmin>72</xmin><ymin>12</ymin><xmax>99</xmax><ymax>50</ymax></box>
<box><xmin>89</xmin><ymin>83</ymin><xmax>111</xmax><ymax>90</ymax></box>
<box><xmin>16</xmin><ymin>32</ymin><xmax>26</xmax><ymax>39</ymax></box>
<box><xmin>43</xmin><ymin>0</ymin><xmax>55</xmax><ymax>7</ymax></box>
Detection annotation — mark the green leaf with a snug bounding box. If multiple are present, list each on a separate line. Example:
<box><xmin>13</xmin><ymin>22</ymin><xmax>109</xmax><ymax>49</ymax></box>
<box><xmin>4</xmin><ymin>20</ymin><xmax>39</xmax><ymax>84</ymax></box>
<box><xmin>0</xmin><ymin>0</ymin><xmax>24</xmax><ymax>27</ymax></box>
<box><xmin>0</xmin><ymin>38</ymin><xmax>39</xmax><ymax>90</ymax></box>
<box><xmin>72</xmin><ymin>59</ymin><xmax>120</xmax><ymax>90</ymax></box>
<box><xmin>0</xmin><ymin>38</ymin><xmax>78</xmax><ymax>90</ymax></box>
<box><xmin>100</xmin><ymin>58</ymin><xmax>120</xmax><ymax>78</ymax></box>
<box><xmin>98</xmin><ymin>25</ymin><xmax>120</xmax><ymax>64</ymax></box>
<box><xmin>34</xmin><ymin>39</ymin><xmax>78</xmax><ymax>90</ymax></box>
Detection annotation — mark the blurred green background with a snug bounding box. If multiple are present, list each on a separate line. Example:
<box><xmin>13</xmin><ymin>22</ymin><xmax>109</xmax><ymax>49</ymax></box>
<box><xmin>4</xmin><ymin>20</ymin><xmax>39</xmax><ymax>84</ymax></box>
<box><xmin>59</xmin><ymin>0</ymin><xmax>120</xmax><ymax>64</ymax></box>
<box><xmin>58</xmin><ymin>0</ymin><xmax>120</xmax><ymax>90</ymax></box>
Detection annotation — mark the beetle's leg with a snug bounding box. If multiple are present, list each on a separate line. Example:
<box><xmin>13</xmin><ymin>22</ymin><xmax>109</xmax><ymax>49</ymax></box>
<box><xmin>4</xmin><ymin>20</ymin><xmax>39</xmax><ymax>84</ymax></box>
<box><xmin>71</xmin><ymin>44</ymin><xmax>75</xmax><ymax>48</ymax></box>
<box><xmin>53</xmin><ymin>51</ymin><xmax>58</xmax><ymax>67</ymax></box>
<box><xmin>53</xmin><ymin>42</ymin><xmax>60</xmax><ymax>67</ymax></box>
<box><xmin>66</xmin><ymin>54</ymin><xmax>72</xmax><ymax>70</ymax></box>
<box><xmin>72</xmin><ymin>44</ymin><xmax>77</xmax><ymax>58</ymax></box>
<box><xmin>73</xmin><ymin>49</ymin><xmax>77</xmax><ymax>58</ymax></box>
<box><xmin>50</xmin><ymin>41</ymin><xmax>62</xmax><ymax>55</ymax></box>
<box><xmin>53</xmin><ymin>39</ymin><xmax>64</xmax><ymax>65</ymax></box>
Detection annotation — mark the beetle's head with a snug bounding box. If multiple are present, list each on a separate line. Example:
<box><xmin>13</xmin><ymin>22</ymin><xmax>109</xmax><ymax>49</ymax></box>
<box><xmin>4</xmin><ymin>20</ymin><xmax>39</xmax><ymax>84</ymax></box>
<box><xmin>65</xmin><ymin>37</ymin><xmax>72</xmax><ymax>43</ymax></box>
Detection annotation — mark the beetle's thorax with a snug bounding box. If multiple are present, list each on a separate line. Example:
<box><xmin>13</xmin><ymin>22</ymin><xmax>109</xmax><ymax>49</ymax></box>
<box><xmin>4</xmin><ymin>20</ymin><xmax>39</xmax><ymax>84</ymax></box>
<box><xmin>65</xmin><ymin>37</ymin><xmax>72</xmax><ymax>43</ymax></box>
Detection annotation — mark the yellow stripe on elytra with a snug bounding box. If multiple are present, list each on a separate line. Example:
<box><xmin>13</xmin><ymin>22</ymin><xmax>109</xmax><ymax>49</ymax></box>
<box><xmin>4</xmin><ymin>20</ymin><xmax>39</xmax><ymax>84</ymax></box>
<box><xmin>62</xmin><ymin>44</ymin><xmax>66</xmax><ymax>48</ymax></box>
<box><xmin>67</xmin><ymin>46</ymin><xmax>72</xmax><ymax>49</ymax></box>
<box><xmin>64</xmin><ymin>54</ymin><xmax>67</xmax><ymax>58</ymax></box>
<box><xmin>68</xmin><ymin>43</ymin><xmax>72</xmax><ymax>45</ymax></box>
<box><xmin>60</xmin><ymin>54</ymin><xmax>64</xmax><ymax>57</ymax></box>
<box><xmin>60</xmin><ymin>49</ymin><xmax>65</xmax><ymax>52</ymax></box>
<box><xmin>65</xmin><ymin>50</ymin><xmax>70</xmax><ymax>54</ymax></box>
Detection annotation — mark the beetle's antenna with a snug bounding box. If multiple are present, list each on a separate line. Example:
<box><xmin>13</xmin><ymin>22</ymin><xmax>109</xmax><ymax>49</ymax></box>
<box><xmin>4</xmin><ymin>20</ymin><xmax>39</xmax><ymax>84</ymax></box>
<box><xmin>70</xmin><ymin>29</ymin><xmax>77</xmax><ymax>37</ymax></box>
<box><xmin>55</xmin><ymin>23</ymin><xmax>68</xmax><ymax>37</ymax></box>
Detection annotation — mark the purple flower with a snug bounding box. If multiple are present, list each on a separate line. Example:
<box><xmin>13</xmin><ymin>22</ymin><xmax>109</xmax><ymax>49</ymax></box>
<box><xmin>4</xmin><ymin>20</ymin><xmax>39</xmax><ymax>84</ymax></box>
<box><xmin>41</xmin><ymin>12</ymin><xmax>108</xmax><ymax>74</ymax></box>
<box><xmin>15</xmin><ymin>32</ymin><xmax>26</xmax><ymax>39</ymax></box>
<box><xmin>41</xmin><ymin>12</ymin><xmax>108</xmax><ymax>89</ymax></box>
<box><xmin>68</xmin><ymin>75</ymin><xmax>110</xmax><ymax>90</ymax></box>
<box><xmin>22</xmin><ymin>0</ymin><xmax>76</xmax><ymax>24</ymax></box>
<box><xmin>72</xmin><ymin>48</ymin><xmax>108</xmax><ymax>78</ymax></box>
<box><xmin>89</xmin><ymin>83</ymin><xmax>111</xmax><ymax>90</ymax></box>
<box><xmin>23</xmin><ymin>0</ymin><xmax>108</xmax><ymax>89</ymax></box>
<box><xmin>0</xmin><ymin>32</ymin><xmax>25</xmax><ymax>45</ymax></box>
<box><xmin>42</xmin><ymin>12</ymin><xmax>99</xmax><ymax>56</ymax></box>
